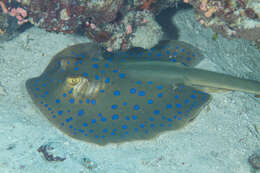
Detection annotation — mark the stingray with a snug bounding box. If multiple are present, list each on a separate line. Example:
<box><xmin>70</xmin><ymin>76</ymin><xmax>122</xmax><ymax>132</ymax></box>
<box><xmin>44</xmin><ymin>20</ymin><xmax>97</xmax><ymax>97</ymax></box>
<box><xmin>26</xmin><ymin>40</ymin><xmax>260</xmax><ymax>145</ymax></box>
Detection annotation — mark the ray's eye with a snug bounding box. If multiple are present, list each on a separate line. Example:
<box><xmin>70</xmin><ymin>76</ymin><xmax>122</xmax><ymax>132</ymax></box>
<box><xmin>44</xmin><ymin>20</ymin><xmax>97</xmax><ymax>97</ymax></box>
<box><xmin>67</xmin><ymin>76</ymin><xmax>81</xmax><ymax>85</ymax></box>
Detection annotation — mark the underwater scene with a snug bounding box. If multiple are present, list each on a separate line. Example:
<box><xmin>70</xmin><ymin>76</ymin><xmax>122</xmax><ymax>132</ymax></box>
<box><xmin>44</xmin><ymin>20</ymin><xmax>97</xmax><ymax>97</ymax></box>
<box><xmin>0</xmin><ymin>0</ymin><xmax>260</xmax><ymax>173</ymax></box>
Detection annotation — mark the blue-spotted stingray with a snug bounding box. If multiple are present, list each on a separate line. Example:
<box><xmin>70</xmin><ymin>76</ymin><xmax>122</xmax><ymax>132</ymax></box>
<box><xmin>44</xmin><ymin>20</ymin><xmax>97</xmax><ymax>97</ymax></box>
<box><xmin>26</xmin><ymin>40</ymin><xmax>260</xmax><ymax>145</ymax></box>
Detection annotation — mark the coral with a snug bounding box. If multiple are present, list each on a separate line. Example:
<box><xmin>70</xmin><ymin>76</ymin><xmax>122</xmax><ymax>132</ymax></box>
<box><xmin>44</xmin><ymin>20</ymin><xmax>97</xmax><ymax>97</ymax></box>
<box><xmin>1</xmin><ymin>0</ymin><xmax>260</xmax><ymax>46</ymax></box>
<box><xmin>20</xmin><ymin>0</ymin><xmax>124</xmax><ymax>33</ymax></box>
<box><xmin>187</xmin><ymin>0</ymin><xmax>260</xmax><ymax>42</ymax></box>
<box><xmin>140</xmin><ymin>0</ymin><xmax>158</xmax><ymax>10</ymax></box>
<box><xmin>84</xmin><ymin>28</ymin><xmax>111</xmax><ymax>43</ymax></box>
<box><xmin>0</xmin><ymin>0</ymin><xmax>29</xmax><ymax>25</ymax></box>
<box><xmin>137</xmin><ymin>0</ymin><xmax>179</xmax><ymax>14</ymax></box>
<box><xmin>9</xmin><ymin>7</ymin><xmax>28</xmax><ymax>25</ymax></box>
<box><xmin>101</xmin><ymin>10</ymin><xmax>163</xmax><ymax>51</ymax></box>
<box><xmin>0</xmin><ymin>1</ymin><xmax>8</xmax><ymax>14</ymax></box>
<box><xmin>0</xmin><ymin>0</ymin><xmax>29</xmax><ymax>40</ymax></box>
<box><xmin>129</xmin><ymin>11</ymin><xmax>163</xmax><ymax>49</ymax></box>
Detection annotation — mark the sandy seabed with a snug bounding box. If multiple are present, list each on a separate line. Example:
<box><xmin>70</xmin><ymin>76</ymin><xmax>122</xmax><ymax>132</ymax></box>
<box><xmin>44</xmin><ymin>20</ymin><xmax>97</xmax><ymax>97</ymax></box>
<box><xmin>0</xmin><ymin>8</ymin><xmax>259</xmax><ymax>173</ymax></box>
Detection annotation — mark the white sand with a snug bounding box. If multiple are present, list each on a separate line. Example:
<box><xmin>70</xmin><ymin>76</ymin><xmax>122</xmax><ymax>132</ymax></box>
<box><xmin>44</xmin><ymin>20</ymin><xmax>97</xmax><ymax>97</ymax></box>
<box><xmin>0</xmin><ymin>9</ymin><xmax>259</xmax><ymax>173</ymax></box>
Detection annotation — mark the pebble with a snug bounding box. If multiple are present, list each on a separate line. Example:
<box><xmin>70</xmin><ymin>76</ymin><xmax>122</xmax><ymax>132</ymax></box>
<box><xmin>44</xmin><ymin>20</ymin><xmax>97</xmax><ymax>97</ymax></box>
<box><xmin>0</xmin><ymin>82</ymin><xmax>6</xmax><ymax>96</ymax></box>
<box><xmin>248</xmin><ymin>150</ymin><xmax>260</xmax><ymax>169</ymax></box>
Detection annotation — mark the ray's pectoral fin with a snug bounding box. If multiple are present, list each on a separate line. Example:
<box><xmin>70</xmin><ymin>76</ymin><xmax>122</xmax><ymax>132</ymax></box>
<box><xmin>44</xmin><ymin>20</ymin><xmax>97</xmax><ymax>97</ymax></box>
<box><xmin>42</xmin><ymin>42</ymin><xmax>103</xmax><ymax>74</ymax></box>
<box><xmin>169</xmin><ymin>84</ymin><xmax>212</xmax><ymax>127</ymax></box>
<box><xmin>148</xmin><ymin>40</ymin><xmax>205</xmax><ymax>67</ymax></box>
<box><xmin>104</xmin><ymin>40</ymin><xmax>204</xmax><ymax>67</ymax></box>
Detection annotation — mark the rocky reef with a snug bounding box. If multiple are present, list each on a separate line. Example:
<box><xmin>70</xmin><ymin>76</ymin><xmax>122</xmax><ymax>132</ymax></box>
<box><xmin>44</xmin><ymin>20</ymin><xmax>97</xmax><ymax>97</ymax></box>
<box><xmin>187</xmin><ymin>0</ymin><xmax>260</xmax><ymax>41</ymax></box>
<box><xmin>0</xmin><ymin>0</ymin><xmax>259</xmax><ymax>49</ymax></box>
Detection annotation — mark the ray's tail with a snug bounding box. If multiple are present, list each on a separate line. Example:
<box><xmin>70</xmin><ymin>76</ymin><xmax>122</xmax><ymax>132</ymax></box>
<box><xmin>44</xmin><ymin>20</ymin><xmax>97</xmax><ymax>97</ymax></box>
<box><xmin>187</xmin><ymin>68</ymin><xmax>260</xmax><ymax>96</ymax></box>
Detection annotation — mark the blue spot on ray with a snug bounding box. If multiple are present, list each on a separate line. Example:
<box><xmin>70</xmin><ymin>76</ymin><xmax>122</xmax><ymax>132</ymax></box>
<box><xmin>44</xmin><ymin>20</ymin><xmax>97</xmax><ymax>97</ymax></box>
<box><xmin>78</xmin><ymin>109</ymin><xmax>84</xmax><ymax>116</ymax></box>
<box><xmin>130</xmin><ymin>88</ymin><xmax>136</xmax><ymax>94</ymax></box>
<box><xmin>132</xmin><ymin>115</ymin><xmax>137</xmax><ymax>120</ymax></box>
<box><xmin>134</xmin><ymin>105</ymin><xmax>140</xmax><ymax>110</ymax></box>
<box><xmin>112</xmin><ymin>114</ymin><xmax>119</xmax><ymax>120</ymax></box>
<box><xmin>167</xmin><ymin>104</ymin><xmax>172</xmax><ymax>109</ymax></box>
<box><xmin>119</xmin><ymin>73</ymin><xmax>125</xmax><ymax>78</ymax></box>
<box><xmin>157</xmin><ymin>93</ymin><xmax>163</xmax><ymax>98</ymax></box>
<box><xmin>122</xmin><ymin>125</ymin><xmax>128</xmax><ymax>129</ymax></box>
<box><xmin>105</xmin><ymin>78</ymin><xmax>110</xmax><ymax>83</ymax></box>
<box><xmin>91</xmin><ymin>99</ymin><xmax>96</xmax><ymax>104</ymax></box>
<box><xmin>138</xmin><ymin>91</ymin><xmax>145</xmax><ymax>96</ymax></box>
<box><xmin>111</xmin><ymin>104</ymin><xmax>118</xmax><ymax>109</ymax></box>
<box><xmin>154</xmin><ymin>110</ymin><xmax>160</xmax><ymax>115</ymax></box>
<box><xmin>69</xmin><ymin>98</ymin><xmax>74</xmax><ymax>104</ymax></box>
<box><xmin>148</xmin><ymin>99</ymin><xmax>153</xmax><ymax>104</ymax></box>
<box><xmin>93</xmin><ymin>64</ymin><xmax>99</xmax><ymax>69</ymax></box>
<box><xmin>114</xmin><ymin>90</ymin><xmax>120</xmax><ymax>96</ymax></box>
<box><xmin>101</xmin><ymin>117</ymin><xmax>107</xmax><ymax>122</ymax></box>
